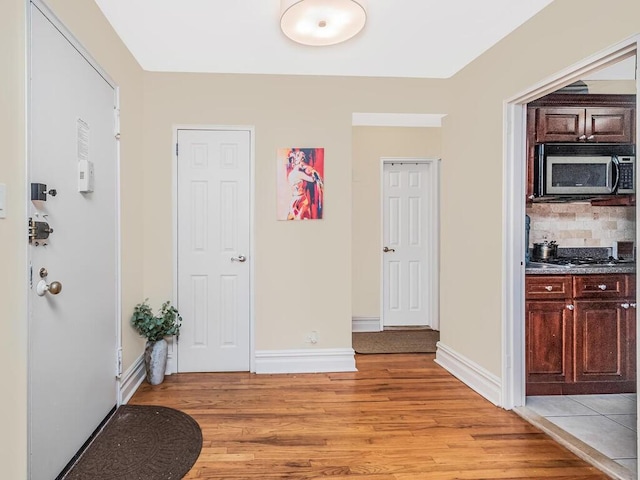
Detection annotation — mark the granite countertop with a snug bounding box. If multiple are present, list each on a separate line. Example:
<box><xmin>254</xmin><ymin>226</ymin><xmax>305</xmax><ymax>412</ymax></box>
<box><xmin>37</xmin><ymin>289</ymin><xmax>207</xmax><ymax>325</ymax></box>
<box><xmin>525</xmin><ymin>246</ymin><xmax>636</xmax><ymax>275</ymax></box>
<box><xmin>525</xmin><ymin>263</ymin><xmax>636</xmax><ymax>275</ymax></box>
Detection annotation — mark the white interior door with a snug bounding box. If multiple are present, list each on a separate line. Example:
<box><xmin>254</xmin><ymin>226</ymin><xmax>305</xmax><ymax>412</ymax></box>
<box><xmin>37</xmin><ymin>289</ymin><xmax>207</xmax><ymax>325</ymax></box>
<box><xmin>28</xmin><ymin>4</ymin><xmax>119</xmax><ymax>479</ymax></box>
<box><xmin>177</xmin><ymin>129</ymin><xmax>251</xmax><ymax>372</ymax></box>
<box><xmin>382</xmin><ymin>160</ymin><xmax>439</xmax><ymax>329</ymax></box>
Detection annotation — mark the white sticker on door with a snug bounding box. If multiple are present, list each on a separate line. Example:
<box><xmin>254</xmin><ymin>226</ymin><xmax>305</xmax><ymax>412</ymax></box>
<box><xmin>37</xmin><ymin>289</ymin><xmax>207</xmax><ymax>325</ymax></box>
<box><xmin>77</xmin><ymin>118</ymin><xmax>90</xmax><ymax>162</ymax></box>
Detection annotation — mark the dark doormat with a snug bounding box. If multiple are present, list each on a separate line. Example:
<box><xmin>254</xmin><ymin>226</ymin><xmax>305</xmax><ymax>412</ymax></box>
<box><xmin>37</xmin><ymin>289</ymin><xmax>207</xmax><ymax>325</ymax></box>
<box><xmin>62</xmin><ymin>405</ymin><xmax>202</xmax><ymax>480</ymax></box>
<box><xmin>352</xmin><ymin>328</ymin><xmax>439</xmax><ymax>354</ymax></box>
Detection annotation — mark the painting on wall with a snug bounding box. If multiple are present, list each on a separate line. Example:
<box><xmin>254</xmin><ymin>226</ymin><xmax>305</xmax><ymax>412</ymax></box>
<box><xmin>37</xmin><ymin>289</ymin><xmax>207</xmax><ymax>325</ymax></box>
<box><xmin>277</xmin><ymin>147</ymin><xmax>324</xmax><ymax>220</ymax></box>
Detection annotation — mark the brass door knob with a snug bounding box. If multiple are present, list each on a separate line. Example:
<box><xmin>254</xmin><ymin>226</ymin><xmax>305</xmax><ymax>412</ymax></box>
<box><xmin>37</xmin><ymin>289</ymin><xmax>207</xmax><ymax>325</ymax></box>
<box><xmin>36</xmin><ymin>279</ymin><xmax>62</xmax><ymax>296</ymax></box>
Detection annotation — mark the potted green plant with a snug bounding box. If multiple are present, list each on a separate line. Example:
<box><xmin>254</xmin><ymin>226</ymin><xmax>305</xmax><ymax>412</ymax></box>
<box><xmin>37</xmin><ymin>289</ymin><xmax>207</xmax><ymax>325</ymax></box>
<box><xmin>131</xmin><ymin>299</ymin><xmax>182</xmax><ymax>385</ymax></box>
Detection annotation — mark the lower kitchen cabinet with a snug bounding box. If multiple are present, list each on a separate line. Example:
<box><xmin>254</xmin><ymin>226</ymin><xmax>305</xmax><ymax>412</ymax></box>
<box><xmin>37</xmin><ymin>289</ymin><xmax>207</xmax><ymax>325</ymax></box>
<box><xmin>573</xmin><ymin>300</ymin><xmax>636</xmax><ymax>391</ymax></box>
<box><xmin>526</xmin><ymin>274</ymin><xmax>636</xmax><ymax>395</ymax></box>
<box><xmin>526</xmin><ymin>300</ymin><xmax>573</xmax><ymax>391</ymax></box>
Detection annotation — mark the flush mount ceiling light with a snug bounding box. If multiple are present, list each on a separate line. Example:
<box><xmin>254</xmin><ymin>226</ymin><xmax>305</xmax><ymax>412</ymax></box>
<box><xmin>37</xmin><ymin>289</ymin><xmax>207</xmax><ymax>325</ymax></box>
<box><xmin>280</xmin><ymin>0</ymin><xmax>367</xmax><ymax>46</ymax></box>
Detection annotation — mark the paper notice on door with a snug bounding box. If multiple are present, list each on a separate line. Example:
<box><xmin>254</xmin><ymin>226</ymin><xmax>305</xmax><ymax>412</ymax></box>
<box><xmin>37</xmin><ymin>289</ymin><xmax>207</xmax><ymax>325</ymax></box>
<box><xmin>77</xmin><ymin>118</ymin><xmax>89</xmax><ymax>162</ymax></box>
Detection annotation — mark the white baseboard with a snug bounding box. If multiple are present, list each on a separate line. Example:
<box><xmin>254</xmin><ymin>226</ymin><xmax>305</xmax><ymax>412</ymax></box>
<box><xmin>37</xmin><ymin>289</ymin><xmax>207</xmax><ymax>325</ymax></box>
<box><xmin>435</xmin><ymin>341</ymin><xmax>502</xmax><ymax>407</ymax></box>
<box><xmin>352</xmin><ymin>317</ymin><xmax>381</xmax><ymax>332</ymax></box>
<box><xmin>255</xmin><ymin>348</ymin><xmax>357</xmax><ymax>374</ymax></box>
<box><xmin>118</xmin><ymin>354</ymin><xmax>145</xmax><ymax>405</ymax></box>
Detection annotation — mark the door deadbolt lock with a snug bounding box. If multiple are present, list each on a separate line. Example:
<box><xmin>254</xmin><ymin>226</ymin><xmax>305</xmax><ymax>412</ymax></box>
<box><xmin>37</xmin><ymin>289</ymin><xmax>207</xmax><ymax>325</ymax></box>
<box><xmin>31</xmin><ymin>183</ymin><xmax>57</xmax><ymax>201</ymax></box>
<box><xmin>29</xmin><ymin>218</ymin><xmax>54</xmax><ymax>244</ymax></box>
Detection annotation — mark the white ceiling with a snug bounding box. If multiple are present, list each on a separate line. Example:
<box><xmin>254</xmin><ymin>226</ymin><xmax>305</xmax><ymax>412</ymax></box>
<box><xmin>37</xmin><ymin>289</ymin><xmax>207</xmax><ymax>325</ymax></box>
<box><xmin>93</xmin><ymin>0</ymin><xmax>554</xmax><ymax>79</ymax></box>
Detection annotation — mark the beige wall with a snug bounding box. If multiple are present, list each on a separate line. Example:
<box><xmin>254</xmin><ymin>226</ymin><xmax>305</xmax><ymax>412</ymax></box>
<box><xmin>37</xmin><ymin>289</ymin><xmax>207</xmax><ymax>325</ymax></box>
<box><xmin>584</xmin><ymin>80</ymin><xmax>636</xmax><ymax>94</ymax></box>
<box><xmin>441</xmin><ymin>0</ymin><xmax>640</xmax><ymax>376</ymax></box>
<box><xmin>142</xmin><ymin>75</ymin><xmax>448</xmax><ymax>350</ymax></box>
<box><xmin>0</xmin><ymin>1</ymin><xmax>27</xmax><ymax>476</ymax></box>
<box><xmin>352</xmin><ymin>127</ymin><xmax>442</xmax><ymax>317</ymax></box>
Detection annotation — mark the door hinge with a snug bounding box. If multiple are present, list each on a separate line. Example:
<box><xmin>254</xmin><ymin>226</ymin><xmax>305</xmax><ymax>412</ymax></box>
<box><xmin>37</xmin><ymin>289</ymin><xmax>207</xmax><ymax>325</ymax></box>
<box><xmin>176</xmin><ymin>143</ymin><xmax>179</xmax><ymax>156</ymax></box>
<box><xmin>116</xmin><ymin>347</ymin><xmax>123</xmax><ymax>378</ymax></box>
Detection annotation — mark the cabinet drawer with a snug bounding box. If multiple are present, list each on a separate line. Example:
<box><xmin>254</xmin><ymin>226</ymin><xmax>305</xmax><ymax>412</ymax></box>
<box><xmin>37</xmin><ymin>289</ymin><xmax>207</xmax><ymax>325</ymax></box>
<box><xmin>573</xmin><ymin>275</ymin><xmax>627</xmax><ymax>298</ymax></box>
<box><xmin>526</xmin><ymin>276</ymin><xmax>572</xmax><ymax>299</ymax></box>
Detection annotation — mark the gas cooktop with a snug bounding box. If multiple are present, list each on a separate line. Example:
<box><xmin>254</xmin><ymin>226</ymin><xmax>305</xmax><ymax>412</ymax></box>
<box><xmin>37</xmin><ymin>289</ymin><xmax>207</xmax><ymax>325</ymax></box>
<box><xmin>528</xmin><ymin>256</ymin><xmax>635</xmax><ymax>268</ymax></box>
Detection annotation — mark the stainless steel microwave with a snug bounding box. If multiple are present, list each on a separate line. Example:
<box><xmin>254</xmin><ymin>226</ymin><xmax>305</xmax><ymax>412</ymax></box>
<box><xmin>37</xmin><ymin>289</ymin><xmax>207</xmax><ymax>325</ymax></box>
<box><xmin>534</xmin><ymin>143</ymin><xmax>636</xmax><ymax>198</ymax></box>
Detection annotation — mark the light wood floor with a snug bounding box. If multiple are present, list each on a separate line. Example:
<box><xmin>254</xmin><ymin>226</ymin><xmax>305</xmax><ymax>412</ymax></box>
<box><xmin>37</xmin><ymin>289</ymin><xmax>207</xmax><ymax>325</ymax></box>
<box><xmin>130</xmin><ymin>353</ymin><xmax>609</xmax><ymax>479</ymax></box>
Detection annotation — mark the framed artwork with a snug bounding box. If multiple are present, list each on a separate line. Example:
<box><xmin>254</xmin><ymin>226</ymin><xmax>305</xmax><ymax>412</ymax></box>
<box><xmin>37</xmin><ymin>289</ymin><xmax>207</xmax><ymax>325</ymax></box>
<box><xmin>276</xmin><ymin>147</ymin><xmax>324</xmax><ymax>220</ymax></box>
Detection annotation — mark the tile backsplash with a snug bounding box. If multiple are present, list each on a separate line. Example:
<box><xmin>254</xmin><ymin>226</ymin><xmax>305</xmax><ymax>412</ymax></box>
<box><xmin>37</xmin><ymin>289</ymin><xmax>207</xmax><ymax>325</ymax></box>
<box><xmin>527</xmin><ymin>203</ymin><xmax>635</xmax><ymax>248</ymax></box>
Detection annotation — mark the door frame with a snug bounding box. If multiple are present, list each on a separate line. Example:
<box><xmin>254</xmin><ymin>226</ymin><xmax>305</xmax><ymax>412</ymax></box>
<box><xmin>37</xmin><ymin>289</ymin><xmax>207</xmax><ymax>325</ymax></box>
<box><xmin>171</xmin><ymin>125</ymin><xmax>256</xmax><ymax>373</ymax></box>
<box><xmin>379</xmin><ymin>157</ymin><xmax>440</xmax><ymax>331</ymax></box>
<box><xmin>27</xmin><ymin>0</ymin><xmax>122</xmax><ymax>473</ymax></box>
<box><xmin>502</xmin><ymin>37</ymin><xmax>639</xmax><ymax>410</ymax></box>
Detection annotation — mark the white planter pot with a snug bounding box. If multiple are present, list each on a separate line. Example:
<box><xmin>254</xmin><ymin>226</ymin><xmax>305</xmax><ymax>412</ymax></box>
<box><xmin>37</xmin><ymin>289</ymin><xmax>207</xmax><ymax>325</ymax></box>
<box><xmin>144</xmin><ymin>338</ymin><xmax>168</xmax><ymax>385</ymax></box>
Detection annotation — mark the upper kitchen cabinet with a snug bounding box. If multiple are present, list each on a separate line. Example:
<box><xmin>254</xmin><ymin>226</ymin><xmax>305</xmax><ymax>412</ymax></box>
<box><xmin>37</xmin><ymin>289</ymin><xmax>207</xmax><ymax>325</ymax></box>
<box><xmin>530</xmin><ymin>94</ymin><xmax>636</xmax><ymax>144</ymax></box>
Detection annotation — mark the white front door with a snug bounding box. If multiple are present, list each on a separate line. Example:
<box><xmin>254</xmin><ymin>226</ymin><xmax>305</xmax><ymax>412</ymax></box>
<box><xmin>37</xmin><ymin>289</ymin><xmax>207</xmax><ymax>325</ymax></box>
<box><xmin>382</xmin><ymin>160</ymin><xmax>439</xmax><ymax>329</ymax></box>
<box><xmin>28</xmin><ymin>4</ymin><xmax>119</xmax><ymax>479</ymax></box>
<box><xmin>177</xmin><ymin>129</ymin><xmax>252</xmax><ymax>372</ymax></box>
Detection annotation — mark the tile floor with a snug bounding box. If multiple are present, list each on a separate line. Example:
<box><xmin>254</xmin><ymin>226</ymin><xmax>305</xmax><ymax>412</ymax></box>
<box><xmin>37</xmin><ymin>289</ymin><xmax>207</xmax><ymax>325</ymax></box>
<box><xmin>526</xmin><ymin>394</ymin><xmax>638</xmax><ymax>475</ymax></box>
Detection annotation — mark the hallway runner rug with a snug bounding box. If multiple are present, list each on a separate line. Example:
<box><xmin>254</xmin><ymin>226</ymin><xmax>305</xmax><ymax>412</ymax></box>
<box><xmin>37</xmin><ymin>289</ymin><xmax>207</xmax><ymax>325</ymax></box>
<box><xmin>62</xmin><ymin>405</ymin><xmax>202</xmax><ymax>480</ymax></box>
<box><xmin>352</xmin><ymin>328</ymin><xmax>439</xmax><ymax>354</ymax></box>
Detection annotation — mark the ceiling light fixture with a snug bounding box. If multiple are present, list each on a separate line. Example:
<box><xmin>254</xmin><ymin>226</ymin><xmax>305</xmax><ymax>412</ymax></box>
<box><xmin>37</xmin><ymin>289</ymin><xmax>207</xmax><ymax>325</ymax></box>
<box><xmin>280</xmin><ymin>0</ymin><xmax>367</xmax><ymax>47</ymax></box>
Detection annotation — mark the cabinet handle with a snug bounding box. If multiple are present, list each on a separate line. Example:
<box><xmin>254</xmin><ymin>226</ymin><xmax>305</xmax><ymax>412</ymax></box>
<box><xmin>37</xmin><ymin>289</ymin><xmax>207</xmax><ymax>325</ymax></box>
<box><xmin>621</xmin><ymin>303</ymin><xmax>630</xmax><ymax>309</ymax></box>
<box><xmin>598</xmin><ymin>284</ymin><xmax>607</xmax><ymax>290</ymax></box>
<box><xmin>566</xmin><ymin>305</ymin><xmax>574</xmax><ymax>311</ymax></box>
<box><xmin>578</xmin><ymin>134</ymin><xmax>587</xmax><ymax>141</ymax></box>
<box><xmin>586</xmin><ymin>134</ymin><xmax>595</xmax><ymax>141</ymax></box>
<box><xmin>545</xmin><ymin>286</ymin><xmax>553</xmax><ymax>291</ymax></box>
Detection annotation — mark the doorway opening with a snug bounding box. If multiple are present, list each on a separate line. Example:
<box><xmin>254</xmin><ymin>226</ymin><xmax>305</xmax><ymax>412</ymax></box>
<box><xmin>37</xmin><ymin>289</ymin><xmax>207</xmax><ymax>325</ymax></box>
<box><xmin>504</xmin><ymin>38</ymin><xmax>639</xmax><ymax>479</ymax></box>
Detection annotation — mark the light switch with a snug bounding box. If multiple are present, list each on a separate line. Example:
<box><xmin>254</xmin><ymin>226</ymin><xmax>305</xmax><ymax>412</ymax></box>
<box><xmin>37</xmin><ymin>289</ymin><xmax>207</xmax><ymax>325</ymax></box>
<box><xmin>0</xmin><ymin>184</ymin><xmax>6</xmax><ymax>218</ymax></box>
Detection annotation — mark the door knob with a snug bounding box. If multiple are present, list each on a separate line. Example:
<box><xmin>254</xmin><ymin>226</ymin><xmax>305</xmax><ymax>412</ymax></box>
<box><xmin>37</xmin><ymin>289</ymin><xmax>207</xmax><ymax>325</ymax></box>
<box><xmin>383</xmin><ymin>247</ymin><xmax>395</xmax><ymax>253</ymax></box>
<box><xmin>231</xmin><ymin>255</ymin><xmax>246</xmax><ymax>263</ymax></box>
<box><xmin>36</xmin><ymin>280</ymin><xmax>62</xmax><ymax>296</ymax></box>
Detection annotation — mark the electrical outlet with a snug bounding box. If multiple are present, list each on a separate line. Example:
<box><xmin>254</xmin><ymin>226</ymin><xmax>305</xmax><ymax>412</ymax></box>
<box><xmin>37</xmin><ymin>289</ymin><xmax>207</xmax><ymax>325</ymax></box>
<box><xmin>305</xmin><ymin>331</ymin><xmax>318</xmax><ymax>344</ymax></box>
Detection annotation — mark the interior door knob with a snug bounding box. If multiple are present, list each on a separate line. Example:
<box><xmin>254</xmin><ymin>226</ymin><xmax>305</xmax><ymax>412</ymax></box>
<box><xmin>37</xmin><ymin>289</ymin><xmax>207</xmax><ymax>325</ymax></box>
<box><xmin>36</xmin><ymin>280</ymin><xmax>62</xmax><ymax>296</ymax></box>
<box><xmin>383</xmin><ymin>247</ymin><xmax>395</xmax><ymax>252</ymax></box>
<box><xmin>231</xmin><ymin>255</ymin><xmax>246</xmax><ymax>263</ymax></box>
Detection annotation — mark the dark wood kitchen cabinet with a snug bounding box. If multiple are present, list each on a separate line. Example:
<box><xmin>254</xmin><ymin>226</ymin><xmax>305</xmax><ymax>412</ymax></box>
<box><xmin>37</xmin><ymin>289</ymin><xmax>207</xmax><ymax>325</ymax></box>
<box><xmin>525</xmin><ymin>93</ymin><xmax>636</xmax><ymax>202</ymax></box>
<box><xmin>535</xmin><ymin>106</ymin><xmax>634</xmax><ymax>143</ymax></box>
<box><xmin>526</xmin><ymin>273</ymin><xmax>636</xmax><ymax>395</ymax></box>
<box><xmin>526</xmin><ymin>275</ymin><xmax>573</xmax><ymax>394</ymax></box>
<box><xmin>573</xmin><ymin>300</ymin><xmax>635</xmax><ymax>389</ymax></box>
<box><xmin>526</xmin><ymin>299</ymin><xmax>573</xmax><ymax>389</ymax></box>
